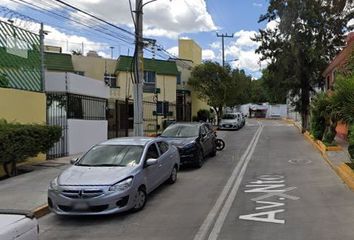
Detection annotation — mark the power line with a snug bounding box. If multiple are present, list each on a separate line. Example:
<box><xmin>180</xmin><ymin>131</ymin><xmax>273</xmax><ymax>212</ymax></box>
<box><xmin>8</xmin><ymin>0</ymin><xmax>135</xmax><ymax>46</ymax></box>
<box><xmin>52</xmin><ymin>0</ymin><xmax>135</xmax><ymax>37</ymax></box>
<box><xmin>4</xmin><ymin>0</ymin><xmax>177</xmax><ymax>63</ymax></box>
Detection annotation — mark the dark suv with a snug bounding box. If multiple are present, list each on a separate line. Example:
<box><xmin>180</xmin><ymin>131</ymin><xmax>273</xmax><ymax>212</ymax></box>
<box><xmin>159</xmin><ymin>122</ymin><xmax>217</xmax><ymax>168</ymax></box>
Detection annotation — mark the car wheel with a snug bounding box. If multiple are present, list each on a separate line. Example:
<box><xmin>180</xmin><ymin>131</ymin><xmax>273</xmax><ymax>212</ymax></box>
<box><xmin>132</xmin><ymin>187</ymin><xmax>147</xmax><ymax>212</ymax></box>
<box><xmin>167</xmin><ymin>166</ymin><xmax>178</xmax><ymax>184</ymax></box>
<box><xmin>195</xmin><ymin>148</ymin><xmax>204</xmax><ymax>168</ymax></box>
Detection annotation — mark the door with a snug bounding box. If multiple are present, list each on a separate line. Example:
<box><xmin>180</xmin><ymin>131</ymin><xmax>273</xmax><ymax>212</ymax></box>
<box><xmin>200</xmin><ymin>125</ymin><xmax>213</xmax><ymax>155</ymax></box>
<box><xmin>143</xmin><ymin>143</ymin><xmax>161</xmax><ymax>192</ymax></box>
<box><xmin>157</xmin><ymin>141</ymin><xmax>173</xmax><ymax>181</ymax></box>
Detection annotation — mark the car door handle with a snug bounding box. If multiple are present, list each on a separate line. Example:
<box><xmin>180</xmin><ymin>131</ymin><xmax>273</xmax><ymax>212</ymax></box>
<box><xmin>158</xmin><ymin>164</ymin><xmax>163</xmax><ymax>168</ymax></box>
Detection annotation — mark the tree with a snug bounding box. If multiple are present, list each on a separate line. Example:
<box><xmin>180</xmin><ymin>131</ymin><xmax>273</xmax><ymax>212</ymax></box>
<box><xmin>189</xmin><ymin>61</ymin><xmax>230</xmax><ymax>122</ymax></box>
<box><xmin>254</xmin><ymin>0</ymin><xmax>354</xmax><ymax>132</ymax></box>
<box><xmin>225</xmin><ymin>69</ymin><xmax>253</xmax><ymax>106</ymax></box>
<box><xmin>259</xmin><ymin>67</ymin><xmax>288</xmax><ymax>104</ymax></box>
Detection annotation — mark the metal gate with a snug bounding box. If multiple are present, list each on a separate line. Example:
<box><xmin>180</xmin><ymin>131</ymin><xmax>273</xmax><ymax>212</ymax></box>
<box><xmin>46</xmin><ymin>93</ymin><xmax>68</xmax><ymax>159</ymax></box>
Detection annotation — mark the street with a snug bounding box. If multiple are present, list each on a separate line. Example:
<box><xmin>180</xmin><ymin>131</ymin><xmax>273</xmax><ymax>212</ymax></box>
<box><xmin>39</xmin><ymin>119</ymin><xmax>354</xmax><ymax>240</ymax></box>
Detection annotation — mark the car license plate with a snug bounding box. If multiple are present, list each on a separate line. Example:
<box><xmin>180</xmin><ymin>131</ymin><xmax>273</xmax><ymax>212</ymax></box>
<box><xmin>225</xmin><ymin>125</ymin><xmax>230</xmax><ymax>127</ymax></box>
<box><xmin>74</xmin><ymin>202</ymin><xmax>88</xmax><ymax>210</ymax></box>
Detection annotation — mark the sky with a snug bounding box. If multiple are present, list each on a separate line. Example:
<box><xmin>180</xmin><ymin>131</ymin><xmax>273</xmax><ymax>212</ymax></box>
<box><xmin>1</xmin><ymin>0</ymin><xmax>274</xmax><ymax>78</ymax></box>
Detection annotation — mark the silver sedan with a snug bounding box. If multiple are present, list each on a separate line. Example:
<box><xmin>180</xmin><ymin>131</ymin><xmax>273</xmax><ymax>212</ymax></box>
<box><xmin>48</xmin><ymin>137</ymin><xmax>180</xmax><ymax>215</ymax></box>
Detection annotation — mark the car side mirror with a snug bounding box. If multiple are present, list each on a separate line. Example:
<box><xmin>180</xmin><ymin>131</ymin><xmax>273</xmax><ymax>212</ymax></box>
<box><xmin>70</xmin><ymin>157</ymin><xmax>79</xmax><ymax>165</ymax></box>
<box><xmin>145</xmin><ymin>158</ymin><xmax>158</xmax><ymax>167</ymax></box>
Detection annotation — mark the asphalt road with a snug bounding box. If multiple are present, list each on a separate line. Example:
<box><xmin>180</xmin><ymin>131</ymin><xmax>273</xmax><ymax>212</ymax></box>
<box><xmin>39</xmin><ymin>119</ymin><xmax>354</xmax><ymax>240</ymax></box>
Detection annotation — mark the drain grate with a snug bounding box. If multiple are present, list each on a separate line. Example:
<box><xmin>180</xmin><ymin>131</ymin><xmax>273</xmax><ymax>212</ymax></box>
<box><xmin>288</xmin><ymin>159</ymin><xmax>312</xmax><ymax>165</ymax></box>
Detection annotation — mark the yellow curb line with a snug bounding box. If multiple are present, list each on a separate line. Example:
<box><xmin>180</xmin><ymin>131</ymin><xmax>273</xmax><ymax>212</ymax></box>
<box><xmin>336</xmin><ymin>164</ymin><xmax>354</xmax><ymax>191</ymax></box>
<box><xmin>32</xmin><ymin>204</ymin><xmax>49</xmax><ymax>219</ymax></box>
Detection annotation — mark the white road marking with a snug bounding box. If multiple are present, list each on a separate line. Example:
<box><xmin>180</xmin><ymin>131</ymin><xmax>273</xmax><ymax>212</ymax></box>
<box><xmin>207</xmin><ymin>123</ymin><xmax>264</xmax><ymax>240</ymax></box>
<box><xmin>239</xmin><ymin>209</ymin><xmax>285</xmax><ymax>224</ymax></box>
<box><xmin>255</xmin><ymin>201</ymin><xmax>285</xmax><ymax>210</ymax></box>
<box><xmin>250</xmin><ymin>187</ymin><xmax>300</xmax><ymax>201</ymax></box>
<box><xmin>193</xmin><ymin>123</ymin><xmax>263</xmax><ymax>240</ymax></box>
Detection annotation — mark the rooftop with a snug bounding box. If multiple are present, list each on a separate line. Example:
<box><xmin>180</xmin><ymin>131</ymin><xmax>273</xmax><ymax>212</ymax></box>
<box><xmin>116</xmin><ymin>55</ymin><xmax>179</xmax><ymax>76</ymax></box>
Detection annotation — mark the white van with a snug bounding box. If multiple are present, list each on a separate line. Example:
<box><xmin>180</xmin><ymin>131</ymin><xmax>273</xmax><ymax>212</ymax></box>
<box><xmin>0</xmin><ymin>210</ymin><xmax>39</xmax><ymax>240</ymax></box>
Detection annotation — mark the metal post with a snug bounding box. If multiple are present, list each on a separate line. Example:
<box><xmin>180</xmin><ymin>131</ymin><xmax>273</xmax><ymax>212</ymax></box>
<box><xmin>133</xmin><ymin>0</ymin><xmax>144</xmax><ymax>136</ymax></box>
<box><xmin>39</xmin><ymin>22</ymin><xmax>45</xmax><ymax>92</ymax></box>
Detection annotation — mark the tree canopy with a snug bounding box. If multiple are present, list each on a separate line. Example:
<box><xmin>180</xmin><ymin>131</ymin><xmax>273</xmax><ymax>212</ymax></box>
<box><xmin>255</xmin><ymin>0</ymin><xmax>354</xmax><ymax>131</ymax></box>
<box><xmin>188</xmin><ymin>61</ymin><xmax>283</xmax><ymax>119</ymax></box>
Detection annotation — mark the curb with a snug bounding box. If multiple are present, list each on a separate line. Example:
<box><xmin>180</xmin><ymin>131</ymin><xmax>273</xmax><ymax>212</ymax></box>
<box><xmin>32</xmin><ymin>204</ymin><xmax>49</xmax><ymax>219</ymax></box>
<box><xmin>336</xmin><ymin>163</ymin><xmax>354</xmax><ymax>191</ymax></box>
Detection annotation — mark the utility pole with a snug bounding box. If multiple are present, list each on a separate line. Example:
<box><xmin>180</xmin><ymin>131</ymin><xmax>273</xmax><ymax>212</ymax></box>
<box><xmin>134</xmin><ymin>0</ymin><xmax>144</xmax><ymax>136</ymax></box>
<box><xmin>110</xmin><ymin>46</ymin><xmax>114</xmax><ymax>59</ymax></box>
<box><xmin>39</xmin><ymin>22</ymin><xmax>45</xmax><ymax>92</ymax></box>
<box><xmin>216</xmin><ymin>33</ymin><xmax>233</xmax><ymax>67</ymax></box>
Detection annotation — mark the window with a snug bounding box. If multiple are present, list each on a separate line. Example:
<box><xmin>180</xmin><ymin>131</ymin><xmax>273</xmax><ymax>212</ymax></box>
<box><xmin>176</xmin><ymin>72</ymin><xmax>181</xmax><ymax>85</ymax></box>
<box><xmin>143</xmin><ymin>71</ymin><xmax>156</xmax><ymax>92</ymax></box>
<box><xmin>104</xmin><ymin>73</ymin><xmax>117</xmax><ymax>88</ymax></box>
<box><xmin>145</xmin><ymin>144</ymin><xmax>159</xmax><ymax>160</ymax></box>
<box><xmin>157</xmin><ymin>142</ymin><xmax>169</xmax><ymax>155</ymax></box>
<box><xmin>156</xmin><ymin>101</ymin><xmax>169</xmax><ymax>115</ymax></box>
<box><xmin>144</xmin><ymin>71</ymin><xmax>156</xmax><ymax>84</ymax></box>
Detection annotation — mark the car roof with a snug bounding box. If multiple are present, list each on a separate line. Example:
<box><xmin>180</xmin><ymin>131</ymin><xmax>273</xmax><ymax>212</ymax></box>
<box><xmin>100</xmin><ymin>137</ymin><xmax>156</xmax><ymax>146</ymax></box>
<box><xmin>171</xmin><ymin>122</ymin><xmax>202</xmax><ymax>126</ymax></box>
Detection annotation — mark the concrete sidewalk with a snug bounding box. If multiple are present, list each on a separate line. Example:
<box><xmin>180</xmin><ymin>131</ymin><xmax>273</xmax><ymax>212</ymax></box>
<box><xmin>0</xmin><ymin>155</ymin><xmax>79</xmax><ymax>215</ymax></box>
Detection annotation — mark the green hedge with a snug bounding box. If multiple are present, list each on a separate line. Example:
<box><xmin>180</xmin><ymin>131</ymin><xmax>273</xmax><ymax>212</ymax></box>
<box><xmin>349</xmin><ymin>125</ymin><xmax>354</xmax><ymax>161</ymax></box>
<box><xmin>0</xmin><ymin>120</ymin><xmax>61</xmax><ymax>176</ymax></box>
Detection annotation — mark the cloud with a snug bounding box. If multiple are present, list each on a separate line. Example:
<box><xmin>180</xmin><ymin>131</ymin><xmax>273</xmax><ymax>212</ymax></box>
<box><xmin>266</xmin><ymin>20</ymin><xmax>279</xmax><ymax>31</ymax></box>
<box><xmin>210</xmin><ymin>42</ymin><xmax>221</xmax><ymax>49</ymax></box>
<box><xmin>221</xmin><ymin>30</ymin><xmax>263</xmax><ymax>75</ymax></box>
<box><xmin>167</xmin><ymin>46</ymin><xmax>179</xmax><ymax>57</ymax></box>
<box><xmin>252</xmin><ymin>3</ymin><xmax>263</xmax><ymax>7</ymax></box>
<box><xmin>64</xmin><ymin>0</ymin><xmax>217</xmax><ymax>39</ymax></box>
<box><xmin>202</xmin><ymin>49</ymin><xmax>216</xmax><ymax>60</ymax></box>
<box><xmin>44</xmin><ymin>25</ymin><xmax>109</xmax><ymax>56</ymax></box>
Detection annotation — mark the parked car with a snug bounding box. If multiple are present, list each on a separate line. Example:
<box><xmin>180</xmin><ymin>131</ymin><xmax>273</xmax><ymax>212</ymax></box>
<box><xmin>219</xmin><ymin>113</ymin><xmax>241</xmax><ymax>130</ymax></box>
<box><xmin>0</xmin><ymin>210</ymin><xmax>39</xmax><ymax>240</ymax></box>
<box><xmin>238</xmin><ymin>112</ymin><xmax>246</xmax><ymax>127</ymax></box>
<box><xmin>159</xmin><ymin>122</ymin><xmax>216</xmax><ymax>168</ymax></box>
<box><xmin>48</xmin><ymin>137</ymin><xmax>180</xmax><ymax>215</ymax></box>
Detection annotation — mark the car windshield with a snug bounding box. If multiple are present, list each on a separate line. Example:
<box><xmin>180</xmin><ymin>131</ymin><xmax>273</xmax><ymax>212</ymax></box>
<box><xmin>161</xmin><ymin>124</ymin><xmax>199</xmax><ymax>138</ymax></box>
<box><xmin>77</xmin><ymin>145</ymin><xmax>144</xmax><ymax>167</ymax></box>
<box><xmin>222</xmin><ymin>114</ymin><xmax>236</xmax><ymax>119</ymax></box>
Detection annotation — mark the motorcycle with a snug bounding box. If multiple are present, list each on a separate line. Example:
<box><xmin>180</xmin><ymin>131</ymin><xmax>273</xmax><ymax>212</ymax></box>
<box><xmin>213</xmin><ymin>129</ymin><xmax>225</xmax><ymax>151</ymax></box>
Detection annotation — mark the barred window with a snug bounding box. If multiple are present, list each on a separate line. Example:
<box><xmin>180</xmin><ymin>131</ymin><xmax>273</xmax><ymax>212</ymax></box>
<box><xmin>104</xmin><ymin>73</ymin><xmax>117</xmax><ymax>88</ymax></box>
<box><xmin>67</xmin><ymin>94</ymin><xmax>106</xmax><ymax>120</ymax></box>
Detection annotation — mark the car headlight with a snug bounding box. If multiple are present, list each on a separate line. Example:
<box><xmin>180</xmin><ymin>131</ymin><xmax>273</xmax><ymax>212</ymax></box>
<box><xmin>50</xmin><ymin>178</ymin><xmax>59</xmax><ymax>191</ymax></box>
<box><xmin>109</xmin><ymin>177</ymin><xmax>133</xmax><ymax>192</ymax></box>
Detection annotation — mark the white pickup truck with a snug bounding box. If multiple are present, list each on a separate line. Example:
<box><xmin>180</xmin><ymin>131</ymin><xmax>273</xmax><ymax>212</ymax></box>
<box><xmin>0</xmin><ymin>210</ymin><xmax>39</xmax><ymax>240</ymax></box>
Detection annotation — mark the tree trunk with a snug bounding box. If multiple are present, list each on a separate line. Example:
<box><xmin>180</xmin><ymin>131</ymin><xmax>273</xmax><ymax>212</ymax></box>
<box><xmin>216</xmin><ymin>106</ymin><xmax>223</xmax><ymax>126</ymax></box>
<box><xmin>301</xmin><ymin>77</ymin><xmax>310</xmax><ymax>133</ymax></box>
<box><xmin>3</xmin><ymin>159</ymin><xmax>17</xmax><ymax>177</ymax></box>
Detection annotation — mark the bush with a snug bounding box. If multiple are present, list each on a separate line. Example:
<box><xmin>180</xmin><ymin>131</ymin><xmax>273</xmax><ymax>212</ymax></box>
<box><xmin>349</xmin><ymin>125</ymin><xmax>354</xmax><ymax>161</ymax></box>
<box><xmin>0</xmin><ymin>120</ymin><xmax>62</xmax><ymax>176</ymax></box>
<box><xmin>197</xmin><ymin>109</ymin><xmax>210</xmax><ymax>122</ymax></box>
<box><xmin>310</xmin><ymin>93</ymin><xmax>328</xmax><ymax>140</ymax></box>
